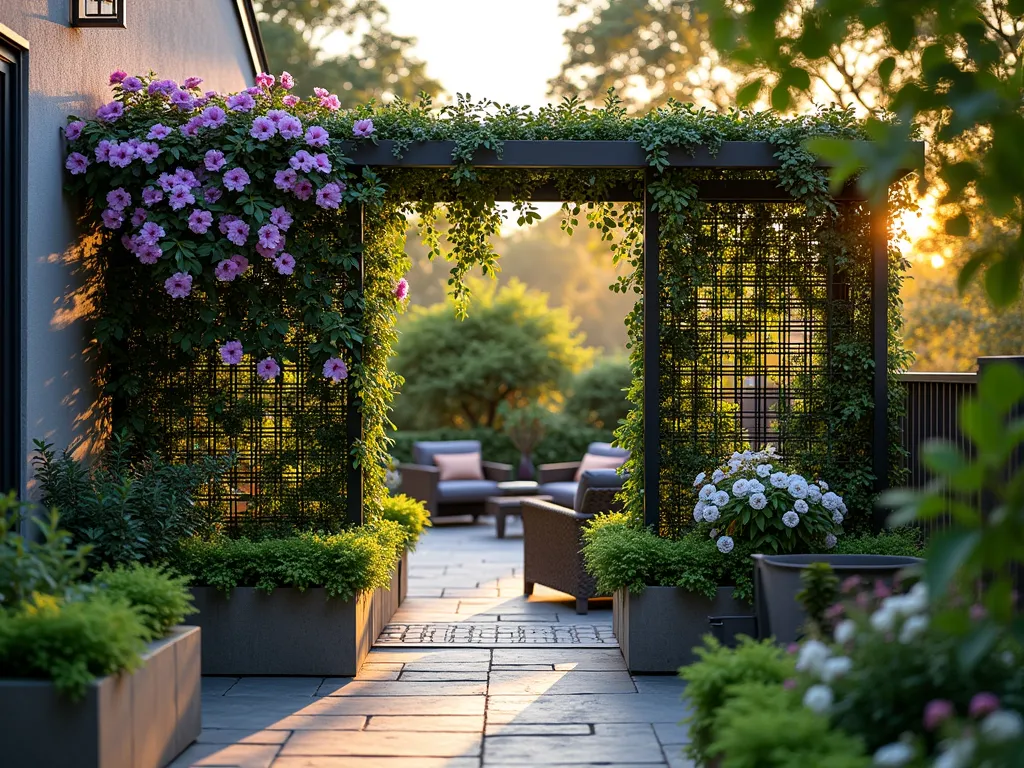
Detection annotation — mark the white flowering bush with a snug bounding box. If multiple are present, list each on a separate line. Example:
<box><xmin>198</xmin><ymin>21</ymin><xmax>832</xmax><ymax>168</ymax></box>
<box><xmin>691</xmin><ymin>448</ymin><xmax>846</xmax><ymax>554</ymax></box>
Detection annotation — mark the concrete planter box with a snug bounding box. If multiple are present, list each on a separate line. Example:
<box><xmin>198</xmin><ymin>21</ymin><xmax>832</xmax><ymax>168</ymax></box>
<box><xmin>0</xmin><ymin>625</ymin><xmax>201</xmax><ymax>768</ymax></box>
<box><xmin>614</xmin><ymin>586</ymin><xmax>749</xmax><ymax>673</ymax></box>
<box><xmin>190</xmin><ymin>557</ymin><xmax>402</xmax><ymax>676</ymax></box>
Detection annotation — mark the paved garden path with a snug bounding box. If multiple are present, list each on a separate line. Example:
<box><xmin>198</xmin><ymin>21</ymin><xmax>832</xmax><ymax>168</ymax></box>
<box><xmin>173</xmin><ymin>518</ymin><xmax>693</xmax><ymax>767</ymax></box>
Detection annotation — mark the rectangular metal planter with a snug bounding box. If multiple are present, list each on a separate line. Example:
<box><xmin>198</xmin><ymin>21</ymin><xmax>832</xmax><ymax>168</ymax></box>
<box><xmin>613</xmin><ymin>586</ymin><xmax>749</xmax><ymax>673</ymax></box>
<box><xmin>0</xmin><ymin>625</ymin><xmax>201</xmax><ymax>768</ymax></box>
<box><xmin>190</xmin><ymin>558</ymin><xmax>402</xmax><ymax>676</ymax></box>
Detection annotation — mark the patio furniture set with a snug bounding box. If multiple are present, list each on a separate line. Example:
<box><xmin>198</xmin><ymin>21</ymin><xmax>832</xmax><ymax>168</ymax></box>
<box><xmin>399</xmin><ymin>439</ymin><xmax>630</xmax><ymax>614</ymax></box>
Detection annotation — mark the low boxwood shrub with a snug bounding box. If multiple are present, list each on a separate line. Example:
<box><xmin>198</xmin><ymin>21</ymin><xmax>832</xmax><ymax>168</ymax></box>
<box><xmin>169</xmin><ymin>520</ymin><xmax>406</xmax><ymax>599</ymax></box>
<box><xmin>93</xmin><ymin>563</ymin><xmax>196</xmax><ymax>640</ymax></box>
<box><xmin>0</xmin><ymin>593</ymin><xmax>148</xmax><ymax>701</ymax></box>
<box><xmin>380</xmin><ymin>494</ymin><xmax>431</xmax><ymax>550</ymax></box>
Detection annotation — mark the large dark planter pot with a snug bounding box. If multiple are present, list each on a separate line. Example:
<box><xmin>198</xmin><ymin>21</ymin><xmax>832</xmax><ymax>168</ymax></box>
<box><xmin>0</xmin><ymin>625</ymin><xmax>201</xmax><ymax>768</ymax></box>
<box><xmin>754</xmin><ymin>553</ymin><xmax>924</xmax><ymax>645</ymax></box>
<box><xmin>190</xmin><ymin>558</ymin><xmax>402</xmax><ymax>676</ymax></box>
<box><xmin>613</xmin><ymin>586</ymin><xmax>750</xmax><ymax>673</ymax></box>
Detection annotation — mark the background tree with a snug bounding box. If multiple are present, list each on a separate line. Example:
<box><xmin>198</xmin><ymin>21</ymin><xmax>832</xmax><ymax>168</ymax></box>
<box><xmin>254</xmin><ymin>0</ymin><xmax>442</xmax><ymax>104</ymax></box>
<box><xmin>390</xmin><ymin>279</ymin><xmax>594</xmax><ymax>430</ymax></box>
<box><xmin>563</xmin><ymin>358</ymin><xmax>633</xmax><ymax>430</ymax></box>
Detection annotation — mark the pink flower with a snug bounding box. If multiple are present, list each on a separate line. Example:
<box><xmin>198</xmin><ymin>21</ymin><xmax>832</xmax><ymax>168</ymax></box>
<box><xmin>168</xmin><ymin>184</ymin><xmax>196</xmax><ymax>211</ymax></box>
<box><xmin>95</xmin><ymin>140</ymin><xmax>112</xmax><ymax>163</ymax></box>
<box><xmin>270</xmin><ymin>207</ymin><xmax>293</xmax><ymax>231</ymax></box>
<box><xmin>312</xmin><ymin>153</ymin><xmax>332</xmax><ymax>174</ymax></box>
<box><xmin>313</xmin><ymin>87</ymin><xmax>329</xmax><ymax>98</ymax></box>
<box><xmin>223</xmin><ymin>219</ymin><xmax>250</xmax><ymax>246</ymax></box>
<box><xmin>101</xmin><ymin>208</ymin><xmax>124</xmax><ymax>229</ymax></box>
<box><xmin>873</xmin><ymin>580</ymin><xmax>891</xmax><ymax>600</ymax></box>
<box><xmin>219</xmin><ymin>214</ymin><xmax>239</xmax><ymax>234</ymax></box>
<box><xmin>824</xmin><ymin>603</ymin><xmax>845</xmax><ymax>620</ymax></box>
<box><xmin>315</xmin><ymin>182</ymin><xmax>343</xmax><ymax>209</ymax></box>
<box><xmin>183</xmin><ymin>76</ymin><xmax>204</xmax><ymax>90</ymax></box>
<box><xmin>130</xmin><ymin>208</ymin><xmax>147</xmax><ymax>228</ymax></box>
<box><xmin>226</xmin><ymin>92</ymin><xmax>256</xmax><ymax>112</ymax></box>
<box><xmin>219</xmin><ymin>340</ymin><xmax>243</xmax><ymax>365</ymax></box>
<box><xmin>173</xmin><ymin>167</ymin><xmax>199</xmax><ymax>187</ymax></box>
<box><xmin>136</xmin><ymin>142</ymin><xmax>161</xmax><ymax>163</ymax></box>
<box><xmin>223</xmin><ymin>168</ymin><xmax>250</xmax><ymax>192</ymax></box>
<box><xmin>274</xmin><ymin>252</ymin><xmax>296</xmax><ymax>275</ymax></box>
<box><xmin>164</xmin><ymin>272</ymin><xmax>193</xmax><ymax>299</ymax></box>
<box><xmin>109</xmin><ymin>70</ymin><xmax>128</xmax><ymax>85</ymax></box>
<box><xmin>256</xmin><ymin>72</ymin><xmax>276</xmax><ymax>89</ymax></box>
<box><xmin>258</xmin><ymin>224</ymin><xmax>282</xmax><ymax>250</ymax></box>
<box><xmin>136</xmin><ymin>244</ymin><xmax>161</xmax><ymax>264</ymax></box>
<box><xmin>278</xmin><ymin>116</ymin><xmax>303</xmax><ymax>140</ymax></box>
<box><xmin>969</xmin><ymin>693</ymin><xmax>1000</xmax><ymax>718</ymax></box>
<box><xmin>138</xmin><ymin>222</ymin><xmax>166</xmax><ymax>246</ymax></box>
<box><xmin>283</xmin><ymin>94</ymin><xmax>299</xmax><ymax>107</ymax></box>
<box><xmin>201</xmin><ymin>106</ymin><xmax>227</xmax><ymax>128</ymax></box>
<box><xmin>274</xmin><ymin>169</ymin><xmax>297</xmax><ymax>191</ymax></box>
<box><xmin>293</xmin><ymin>179</ymin><xmax>313</xmax><ymax>201</ymax></box>
<box><xmin>204</xmin><ymin>187</ymin><xmax>222</xmax><ymax>204</ymax></box>
<box><xmin>179</xmin><ymin>117</ymin><xmax>203</xmax><ymax>138</ymax></box>
<box><xmin>250</xmin><ymin>116</ymin><xmax>277</xmax><ymax>141</ymax></box>
<box><xmin>255</xmin><ymin>244</ymin><xmax>277</xmax><ymax>260</ymax></box>
<box><xmin>65</xmin><ymin>152</ymin><xmax>89</xmax><ymax>175</ymax></box>
<box><xmin>786</xmin><ymin>643</ymin><xmax>800</xmax><ymax>655</ymax></box>
<box><xmin>230</xmin><ymin>254</ymin><xmax>250</xmax><ymax>274</ymax></box>
<box><xmin>204</xmin><ymin>150</ymin><xmax>226</xmax><ymax>172</ymax></box>
<box><xmin>106</xmin><ymin>187</ymin><xmax>131</xmax><ymax>211</ymax></box>
<box><xmin>170</xmin><ymin>89</ymin><xmax>194</xmax><ymax>110</ymax></box>
<box><xmin>122</xmin><ymin>76</ymin><xmax>143</xmax><ymax>92</ymax></box>
<box><xmin>148</xmin><ymin>79</ymin><xmax>177</xmax><ymax>97</ymax></box>
<box><xmin>147</xmin><ymin>123</ymin><xmax>172</xmax><ymax>140</ymax></box>
<box><xmin>107</xmin><ymin>142</ymin><xmax>135</xmax><ymax>168</ymax></box>
<box><xmin>142</xmin><ymin>187</ymin><xmax>163</xmax><ymax>207</ymax></box>
<box><xmin>246</xmin><ymin>86</ymin><xmax>262</xmax><ymax>96</ymax></box>
<box><xmin>280</xmin><ymin>71</ymin><xmax>295</xmax><ymax>90</ymax></box>
<box><xmin>394</xmin><ymin>277</ymin><xmax>410</xmax><ymax>301</ymax></box>
<box><xmin>924</xmin><ymin>700</ymin><xmax>955</xmax><ymax>731</ymax></box>
<box><xmin>214</xmin><ymin>259</ymin><xmax>239</xmax><ymax>282</ymax></box>
<box><xmin>188</xmin><ymin>209</ymin><xmax>213</xmax><ymax>234</ymax></box>
<box><xmin>352</xmin><ymin>118</ymin><xmax>374</xmax><ymax>138</ymax></box>
<box><xmin>782</xmin><ymin>678</ymin><xmax>797</xmax><ymax>690</ymax></box>
<box><xmin>257</xmin><ymin>357</ymin><xmax>281</xmax><ymax>380</ymax></box>
<box><xmin>96</xmin><ymin>101</ymin><xmax>124</xmax><ymax>122</ymax></box>
<box><xmin>266</xmin><ymin>109</ymin><xmax>289</xmax><ymax>125</ymax></box>
<box><xmin>969</xmin><ymin>604</ymin><xmax>987</xmax><ymax>621</ymax></box>
<box><xmin>305</xmin><ymin>126</ymin><xmax>329</xmax><ymax>147</ymax></box>
<box><xmin>65</xmin><ymin>121</ymin><xmax>85</xmax><ymax>140</ymax></box>
<box><xmin>322</xmin><ymin>357</ymin><xmax>348</xmax><ymax>382</ymax></box>
<box><xmin>322</xmin><ymin>94</ymin><xmax>341</xmax><ymax>111</ymax></box>
<box><xmin>288</xmin><ymin>150</ymin><xmax>315</xmax><ymax>173</ymax></box>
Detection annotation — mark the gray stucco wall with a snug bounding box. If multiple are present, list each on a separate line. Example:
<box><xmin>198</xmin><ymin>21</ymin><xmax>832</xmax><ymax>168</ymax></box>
<box><xmin>3</xmin><ymin>1</ymin><xmax>257</xmax><ymax>495</ymax></box>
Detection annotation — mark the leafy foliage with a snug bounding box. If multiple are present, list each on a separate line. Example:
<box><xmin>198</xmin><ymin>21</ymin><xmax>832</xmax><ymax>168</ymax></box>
<box><xmin>563</xmin><ymin>358</ymin><xmax>632</xmax><ymax>430</ymax></box>
<box><xmin>795</xmin><ymin>563</ymin><xmax>840</xmax><ymax>640</ymax></box>
<box><xmin>379</xmin><ymin>493</ymin><xmax>430</xmax><ymax>550</ymax></box>
<box><xmin>168</xmin><ymin>519</ymin><xmax>406</xmax><ymax>599</ymax></box>
<box><xmin>0</xmin><ymin>593</ymin><xmax>148</xmax><ymax>701</ymax></box>
<box><xmin>93</xmin><ymin>563</ymin><xmax>196</xmax><ymax>640</ymax></box>
<box><xmin>831</xmin><ymin>527</ymin><xmax>923</xmax><ymax>556</ymax></box>
<box><xmin>33</xmin><ymin>433</ymin><xmax>232</xmax><ymax>566</ymax></box>
<box><xmin>679</xmin><ymin>635</ymin><xmax>795</xmax><ymax>763</ymax></box>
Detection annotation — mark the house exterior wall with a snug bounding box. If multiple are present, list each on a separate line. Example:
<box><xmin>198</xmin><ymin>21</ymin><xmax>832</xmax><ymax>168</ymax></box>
<box><xmin>2</xmin><ymin>1</ymin><xmax>258</xmax><ymax>495</ymax></box>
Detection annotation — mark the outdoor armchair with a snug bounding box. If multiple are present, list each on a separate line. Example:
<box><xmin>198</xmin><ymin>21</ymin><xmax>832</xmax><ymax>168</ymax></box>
<box><xmin>536</xmin><ymin>441</ymin><xmax>630</xmax><ymax>508</ymax></box>
<box><xmin>521</xmin><ymin>468</ymin><xmax>628</xmax><ymax>614</ymax></box>
<box><xmin>400</xmin><ymin>440</ymin><xmax>513</xmax><ymax>521</ymax></box>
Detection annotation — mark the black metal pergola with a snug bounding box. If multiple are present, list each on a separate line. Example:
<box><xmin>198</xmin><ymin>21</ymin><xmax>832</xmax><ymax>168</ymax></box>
<box><xmin>337</xmin><ymin>139</ymin><xmax>922</xmax><ymax>532</ymax></box>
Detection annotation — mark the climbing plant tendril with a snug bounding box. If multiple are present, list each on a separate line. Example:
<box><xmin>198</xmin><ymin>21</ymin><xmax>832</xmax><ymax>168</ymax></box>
<box><xmin>65</xmin><ymin>75</ymin><xmax>911</xmax><ymax>535</ymax></box>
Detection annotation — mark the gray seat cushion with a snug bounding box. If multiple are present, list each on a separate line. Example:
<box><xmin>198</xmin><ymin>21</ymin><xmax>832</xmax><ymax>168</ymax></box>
<box><xmin>436</xmin><ymin>479</ymin><xmax>501</xmax><ymax>503</ymax></box>
<box><xmin>413</xmin><ymin>440</ymin><xmax>483</xmax><ymax>466</ymax></box>
<box><xmin>586</xmin><ymin>442</ymin><xmax>630</xmax><ymax>459</ymax></box>
<box><xmin>536</xmin><ymin>481</ymin><xmax>578</xmax><ymax>508</ymax></box>
<box><xmin>574</xmin><ymin>469</ymin><xmax>627</xmax><ymax>512</ymax></box>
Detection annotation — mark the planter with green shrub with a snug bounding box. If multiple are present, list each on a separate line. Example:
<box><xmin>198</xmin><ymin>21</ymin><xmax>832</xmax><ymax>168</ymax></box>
<box><xmin>170</xmin><ymin>519</ymin><xmax>409</xmax><ymax>675</ymax></box>
<box><xmin>380</xmin><ymin>493</ymin><xmax>431</xmax><ymax>602</ymax></box>
<box><xmin>0</xmin><ymin>496</ymin><xmax>201</xmax><ymax>768</ymax></box>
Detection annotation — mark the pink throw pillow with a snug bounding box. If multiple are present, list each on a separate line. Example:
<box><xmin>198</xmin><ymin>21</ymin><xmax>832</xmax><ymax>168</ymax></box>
<box><xmin>433</xmin><ymin>452</ymin><xmax>485</xmax><ymax>481</ymax></box>
<box><xmin>574</xmin><ymin>452</ymin><xmax>626</xmax><ymax>481</ymax></box>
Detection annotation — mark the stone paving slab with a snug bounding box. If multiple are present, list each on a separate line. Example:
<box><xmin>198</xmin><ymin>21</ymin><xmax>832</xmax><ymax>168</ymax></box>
<box><xmin>318</xmin><ymin>679</ymin><xmax>488</xmax><ymax>697</ymax></box>
<box><xmin>280</xmin><ymin>730</ymin><xmax>483</xmax><ymax>758</ymax></box>
<box><xmin>274</xmin><ymin>759</ymin><xmax>481</xmax><ymax>768</ymax></box>
<box><xmin>301</xmin><ymin>695</ymin><xmax>487</xmax><ymax>717</ymax></box>
<box><xmin>365</xmin><ymin>715</ymin><xmax>485</xmax><ymax>732</ymax></box>
<box><xmin>483</xmin><ymin>731</ymin><xmax>665</xmax><ymax>764</ymax></box>
<box><xmin>198</xmin><ymin>729</ymin><xmax>291</xmax><ymax>744</ymax></box>
<box><xmin>488</xmin><ymin>670</ymin><xmax>637</xmax><ymax>696</ymax></box>
<box><xmin>486</xmin><ymin>694</ymin><xmax>689</xmax><ymax>724</ymax></box>
<box><xmin>169</xmin><ymin>742</ymin><xmax>281</xmax><ymax>768</ymax></box>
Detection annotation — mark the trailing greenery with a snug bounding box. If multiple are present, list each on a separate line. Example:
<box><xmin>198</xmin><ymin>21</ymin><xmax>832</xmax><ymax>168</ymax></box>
<box><xmin>168</xmin><ymin>519</ymin><xmax>405</xmax><ymax>599</ymax></box>
<box><xmin>680</xmin><ymin>636</ymin><xmax>795</xmax><ymax>764</ymax></box>
<box><xmin>379</xmin><ymin>494</ymin><xmax>430</xmax><ymax>550</ymax></box>
<box><xmin>93</xmin><ymin>564</ymin><xmax>195</xmax><ymax>640</ymax></box>
<box><xmin>33</xmin><ymin>433</ymin><xmax>231</xmax><ymax>566</ymax></box>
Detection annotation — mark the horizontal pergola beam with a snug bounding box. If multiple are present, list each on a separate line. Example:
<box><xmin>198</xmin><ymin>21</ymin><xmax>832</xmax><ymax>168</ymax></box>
<box><xmin>346</xmin><ymin>140</ymin><xmax>923</xmax><ymax>174</ymax></box>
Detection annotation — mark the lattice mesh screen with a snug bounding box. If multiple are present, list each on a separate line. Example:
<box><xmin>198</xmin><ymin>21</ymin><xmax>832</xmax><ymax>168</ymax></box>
<box><xmin>658</xmin><ymin>199</ymin><xmax>867</xmax><ymax>537</ymax></box>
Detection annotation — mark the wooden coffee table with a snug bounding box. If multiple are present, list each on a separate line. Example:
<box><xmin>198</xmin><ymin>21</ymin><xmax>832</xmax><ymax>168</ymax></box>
<box><xmin>486</xmin><ymin>494</ymin><xmax>553</xmax><ymax>538</ymax></box>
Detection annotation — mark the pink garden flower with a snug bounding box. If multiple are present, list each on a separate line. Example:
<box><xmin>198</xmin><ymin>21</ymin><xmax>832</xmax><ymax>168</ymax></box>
<box><xmin>96</xmin><ymin>101</ymin><xmax>124</xmax><ymax>122</ymax></box>
<box><xmin>223</xmin><ymin>219</ymin><xmax>250</xmax><ymax>246</ymax></box>
<box><xmin>782</xmin><ymin>678</ymin><xmax>797</xmax><ymax>690</ymax></box>
<box><xmin>230</xmin><ymin>254</ymin><xmax>250</xmax><ymax>274</ymax></box>
<box><xmin>164</xmin><ymin>272</ymin><xmax>193</xmax><ymax>299</ymax></box>
<box><xmin>394</xmin><ymin>277</ymin><xmax>410</xmax><ymax>301</ymax></box>
<box><xmin>274</xmin><ymin>252</ymin><xmax>296</xmax><ymax>275</ymax></box>
<box><xmin>65</xmin><ymin>121</ymin><xmax>84</xmax><ymax>140</ymax></box>
<box><xmin>970</xmin><ymin>604</ymin><xmax>987</xmax><ymax>621</ymax></box>
<box><xmin>305</xmin><ymin>126</ymin><xmax>329</xmax><ymax>147</ymax></box>
<box><xmin>314</xmin><ymin>87</ymin><xmax>341</xmax><ymax>110</ymax></box>
<box><xmin>183</xmin><ymin>76</ymin><xmax>204</xmax><ymax>90</ymax></box>
<box><xmin>204</xmin><ymin>150</ymin><xmax>226</xmax><ymax>172</ymax></box>
<box><xmin>322</xmin><ymin>357</ymin><xmax>348</xmax><ymax>382</ymax></box>
<box><xmin>226</xmin><ymin>92</ymin><xmax>256</xmax><ymax>112</ymax></box>
<box><xmin>130</xmin><ymin>208</ymin><xmax>147</xmax><ymax>228</ymax></box>
<box><xmin>95</xmin><ymin>140</ymin><xmax>112</xmax><ymax>163</ymax></box>
<box><xmin>256</xmin><ymin>357</ymin><xmax>281</xmax><ymax>380</ymax></box>
<box><xmin>148</xmin><ymin>79</ymin><xmax>177</xmax><ymax>97</ymax></box>
<box><xmin>312</xmin><ymin>153</ymin><xmax>332</xmax><ymax>174</ymax></box>
<box><xmin>122</xmin><ymin>76</ymin><xmax>143</xmax><ymax>92</ymax></box>
<box><xmin>258</xmin><ymin>224</ymin><xmax>283</xmax><ymax>250</ymax></box>
<box><xmin>283</xmin><ymin>94</ymin><xmax>299</xmax><ymax>107</ymax></box>
<box><xmin>266</xmin><ymin>109</ymin><xmax>289</xmax><ymax>125</ymax></box>
<box><xmin>352</xmin><ymin>118</ymin><xmax>374</xmax><ymax>138</ymax></box>
<box><xmin>219</xmin><ymin>340</ymin><xmax>243</xmax><ymax>365</ymax></box>
<box><xmin>65</xmin><ymin>152</ymin><xmax>89</xmax><ymax>175</ymax></box>
<box><xmin>168</xmin><ymin>184</ymin><xmax>196</xmax><ymax>211</ymax></box>
<box><xmin>270</xmin><ymin>206</ymin><xmax>293</xmax><ymax>231</ymax></box>
<box><xmin>315</xmin><ymin>182</ymin><xmax>343</xmax><ymax>209</ymax></box>
<box><xmin>136</xmin><ymin>243</ymin><xmax>161</xmax><ymax>264</ymax></box>
<box><xmin>170</xmin><ymin>89</ymin><xmax>194</xmax><ymax>110</ymax></box>
<box><xmin>280</xmin><ymin>71</ymin><xmax>295</xmax><ymax>90</ymax></box>
<box><xmin>101</xmin><ymin>208</ymin><xmax>124</xmax><ymax>229</ymax></box>
<box><xmin>204</xmin><ymin>187</ymin><xmax>222</xmax><ymax>204</ymax></box>
<box><xmin>278</xmin><ymin>116</ymin><xmax>303</xmax><ymax>140</ymax></box>
<box><xmin>223</xmin><ymin>168</ymin><xmax>250</xmax><ymax>192</ymax></box>
<box><xmin>179</xmin><ymin>117</ymin><xmax>203</xmax><ymax>138</ymax></box>
<box><xmin>970</xmin><ymin>693</ymin><xmax>1000</xmax><ymax>718</ymax></box>
<box><xmin>288</xmin><ymin>150</ymin><xmax>315</xmax><ymax>173</ymax></box>
<box><xmin>924</xmin><ymin>700</ymin><xmax>955</xmax><ymax>731</ymax></box>
<box><xmin>256</xmin><ymin>72</ymin><xmax>276</xmax><ymax>89</ymax></box>
<box><xmin>274</xmin><ymin>169</ymin><xmax>297</xmax><ymax>191</ymax></box>
<box><xmin>147</xmin><ymin>123</ymin><xmax>172</xmax><ymax>140</ymax></box>
<box><xmin>293</xmin><ymin>179</ymin><xmax>313</xmax><ymax>201</ymax></box>
<box><xmin>107</xmin><ymin>142</ymin><xmax>135</xmax><ymax>168</ymax></box>
<box><xmin>188</xmin><ymin>209</ymin><xmax>213</xmax><ymax>234</ymax></box>
<box><xmin>106</xmin><ymin>188</ymin><xmax>131</xmax><ymax>211</ymax></box>
<box><xmin>142</xmin><ymin>187</ymin><xmax>163</xmax><ymax>206</ymax></box>
<box><xmin>109</xmin><ymin>70</ymin><xmax>128</xmax><ymax>85</ymax></box>
<box><xmin>214</xmin><ymin>259</ymin><xmax>239</xmax><ymax>282</ymax></box>
<box><xmin>138</xmin><ymin>221</ymin><xmax>166</xmax><ymax>246</ymax></box>
<box><xmin>201</xmin><ymin>106</ymin><xmax>227</xmax><ymax>129</ymax></box>
<box><xmin>136</xmin><ymin>142</ymin><xmax>161</xmax><ymax>163</ymax></box>
<box><xmin>250</xmin><ymin>116</ymin><xmax>277</xmax><ymax>141</ymax></box>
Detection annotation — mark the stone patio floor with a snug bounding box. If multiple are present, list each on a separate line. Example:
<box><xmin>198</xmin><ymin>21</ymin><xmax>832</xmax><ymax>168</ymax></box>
<box><xmin>173</xmin><ymin>516</ymin><xmax>694</xmax><ymax>767</ymax></box>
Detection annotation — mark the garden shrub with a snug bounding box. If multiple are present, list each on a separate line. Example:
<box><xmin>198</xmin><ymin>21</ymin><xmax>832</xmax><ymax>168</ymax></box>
<box><xmin>563</xmin><ymin>357</ymin><xmax>632</xmax><ymax>430</ymax></box>
<box><xmin>380</xmin><ymin>494</ymin><xmax>430</xmax><ymax>550</ymax></box>
<box><xmin>0</xmin><ymin>593</ymin><xmax>148</xmax><ymax>701</ymax></box>
<box><xmin>679</xmin><ymin>636</ymin><xmax>794</xmax><ymax>763</ymax></box>
<box><xmin>33</xmin><ymin>433</ymin><xmax>231</xmax><ymax>566</ymax></box>
<box><xmin>831</xmin><ymin>527</ymin><xmax>923</xmax><ymax>556</ymax></box>
<box><xmin>94</xmin><ymin>563</ymin><xmax>196</xmax><ymax>640</ymax></box>
<box><xmin>169</xmin><ymin>519</ymin><xmax>406</xmax><ymax>599</ymax></box>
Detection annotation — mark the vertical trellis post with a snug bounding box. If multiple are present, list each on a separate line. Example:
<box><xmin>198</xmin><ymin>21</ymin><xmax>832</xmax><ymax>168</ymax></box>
<box><xmin>871</xmin><ymin>200</ymin><xmax>890</xmax><ymax>527</ymax></box>
<box><xmin>642</xmin><ymin>170</ymin><xmax>661</xmax><ymax>532</ymax></box>
<box><xmin>346</xmin><ymin>201</ymin><xmax>365</xmax><ymax>526</ymax></box>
